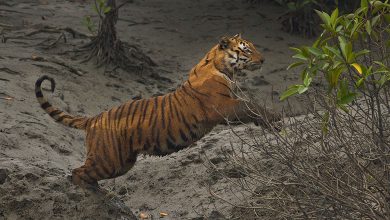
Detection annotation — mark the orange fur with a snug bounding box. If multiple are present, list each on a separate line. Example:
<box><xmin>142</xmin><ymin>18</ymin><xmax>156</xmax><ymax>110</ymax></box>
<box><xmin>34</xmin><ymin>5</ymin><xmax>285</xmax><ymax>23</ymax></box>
<box><xmin>35</xmin><ymin>34</ymin><xmax>280</xmax><ymax>188</ymax></box>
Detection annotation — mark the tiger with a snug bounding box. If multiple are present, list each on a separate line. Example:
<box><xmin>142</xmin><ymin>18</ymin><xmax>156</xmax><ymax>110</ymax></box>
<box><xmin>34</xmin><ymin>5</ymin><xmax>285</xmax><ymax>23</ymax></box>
<box><xmin>35</xmin><ymin>34</ymin><xmax>281</xmax><ymax>189</ymax></box>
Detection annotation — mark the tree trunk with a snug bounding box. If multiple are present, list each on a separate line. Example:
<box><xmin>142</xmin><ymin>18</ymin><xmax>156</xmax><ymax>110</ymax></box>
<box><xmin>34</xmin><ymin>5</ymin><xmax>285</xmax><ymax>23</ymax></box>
<box><xmin>83</xmin><ymin>0</ymin><xmax>155</xmax><ymax>71</ymax></box>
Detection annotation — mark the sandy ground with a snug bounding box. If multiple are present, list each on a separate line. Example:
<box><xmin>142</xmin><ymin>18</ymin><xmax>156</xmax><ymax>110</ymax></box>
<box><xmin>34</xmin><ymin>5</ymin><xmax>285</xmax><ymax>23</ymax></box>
<box><xmin>0</xmin><ymin>0</ymin><xmax>311</xmax><ymax>219</ymax></box>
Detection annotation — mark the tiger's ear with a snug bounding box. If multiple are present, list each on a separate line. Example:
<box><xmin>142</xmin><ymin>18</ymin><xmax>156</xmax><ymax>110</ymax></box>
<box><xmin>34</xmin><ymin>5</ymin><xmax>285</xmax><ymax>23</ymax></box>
<box><xmin>219</xmin><ymin>36</ymin><xmax>230</xmax><ymax>49</ymax></box>
<box><xmin>233</xmin><ymin>33</ymin><xmax>242</xmax><ymax>39</ymax></box>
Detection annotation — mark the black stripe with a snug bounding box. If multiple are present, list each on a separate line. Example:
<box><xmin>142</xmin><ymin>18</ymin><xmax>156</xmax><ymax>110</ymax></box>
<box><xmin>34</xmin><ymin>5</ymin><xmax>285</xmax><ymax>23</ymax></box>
<box><xmin>115</xmin><ymin>105</ymin><xmax>125</xmax><ymax>128</ymax></box>
<box><xmin>187</xmin><ymin>82</ymin><xmax>208</xmax><ymax>97</ymax></box>
<box><xmin>144</xmin><ymin>139</ymin><xmax>152</xmax><ymax>151</ymax></box>
<box><xmin>109</xmin><ymin>130</ymin><xmax>120</xmax><ymax>172</ymax></box>
<box><xmin>36</xmin><ymin>90</ymin><xmax>43</xmax><ymax>97</ymax></box>
<box><xmin>172</xmin><ymin>100</ymin><xmax>181</xmax><ymax>122</ymax></box>
<box><xmin>166</xmin><ymin>138</ymin><xmax>176</xmax><ymax>150</ymax></box>
<box><xmin>234</xmin><ymin>50</ymin><xmax>240</xmax><ymax>62</ymax></box>
<box><xmin>137</xmin><ymin>126</ymin><xmax>142</xmax><ymax>145</ymax></box>
<box><xmin>155</xmin><ymin>129</ymin><xmax>163</xmax><ymax>153</ymax></box>
<box><xmin>201</xmin><ymin>53</ymin><xmax>210</xmax><ymax>67</ymax></box>
<box><xmin>151</xmin><ymin>110</ymin><xmax>158</xmax><ymax>136</ymax></box>
<box><xmin>189</xmin><ymin>130</ymin><xmax>197</xmax><ymax>140</ymax></box>
<box><xmin>49</xmin><ymin>110</ymin><xmax>62</xmax><ymax>117</ymax></box>
<box><xmin>191</xmin><ymin>114</ymin><xmax>199</xmax><ymax>123</ymax></box>
<box><xmin>177</xmin><ymin>90</ymin><xmax>189</xmax><ymax>106</ymax></box>
<box><xmin>182</xmin><ymin>85</ymin><xmax>207</xmax><ymax>118</ymax></box>
<box><xmin>141</xmin><ymin>99</ymin><xmax>150</xmax><ymax>123</ymax></box>
<box><xmin>148</xmin><ymin>97</ymin><xmax>157</xmax><ymax>126</ymax></box>
<box><xmin>56</xmin><ymin>114</ymin><xmax>71</xmax><ymax>122</ymax></box>
<box><xmin>181</xmin><ymin>86</ymin><xmax>193</xmax><ymax>102</ymax></box>
<box><xmin>168</xmin><ymin>94</ymin><xmax>174</xmax><ymax>124</ymax></box>
<box><xmin>179</xmin><ymin>129</ymin><xmax>188</xmax><ymax>142</ymax></box>
<box><xmin>69</xmin><ymin>118</ymin><xmax>83</xmax><ymax>127</ymax></box>
<box><xmin>97</xmin><ymin>155</ymin><xmax>112</xmax><ymax>177</ymax></box>
<box><xmin>167</xmin><ymin>128</ymin><xmax>176</xmax><ymax>143</ymax></box>
<box><xmin>180</xmin><ymin>111</ymin><xmax>192</xmax><ymax>131</ymax></box>
<box><xmin>173</xmin><ymin>92</ymin><xmax>182</xmax><ymax>106</ymax></box>
<box><xmin>136</xmin><ymin>100</ymin><xmax>146</xmax><ymax>129</ymax></box>
<box><xmin>129</xmin><ymin>130</ymin><xmax>134</xmax><ymax>147</ymax></box>
<box><xmin>129</xmin><ymin>132</ymin><xmax>134</xmax><ymax>147</ymax></box>
<box><xmin>117</xmin><ymin>139</ymin><xmax>125</xmax><ymax>168</ymax></box>
<box><xmin>106</xmin><ymin>110</ymin><xmax>112</xmax><ymax>130</ymax></box>
<box><xmin>125</xmin><ymin>101</ymin><xmax>135</xmax><ymax>130</ymax></box>
<box><xmin>41</xmin><ymin>102</ymin><xmax>51</xmax><ymax>109</ymax></box>
<box><xmin>94</xmin><ymin>166</ymin><xmax>107</xmax><ymax>179</ymax></box>
<box><xmin>161</xmin><ymin>96</ymin><xmax>166</xmax><ymax>128</ymax></box>
<box><xmin>216</xmin><ymin>92</ymin><xmax>231</xmax><ymax>98</ymax></box>
<box><xmin>213</xmin><ymin>79</ymin><xmax>232</xmax><ymax>92</ymax></box>
<box><xmin>193</xmin><ymin>67</ymin><xmax>198</xmax><ymax>77</ymax></box>
<box><xmin>130</xmin><ymin>100</ymin><xmax>141</xmax><ymax>125</ymax></box>
<box><xmin>100</xmin><ymin>114</ymin><xmax>109</xmax><ymax>162</ymax></box>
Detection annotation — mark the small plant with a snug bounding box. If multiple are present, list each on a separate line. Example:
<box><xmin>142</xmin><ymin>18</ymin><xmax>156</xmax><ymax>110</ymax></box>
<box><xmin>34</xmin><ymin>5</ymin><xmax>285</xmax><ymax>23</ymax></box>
<box><xmin>82</xmin><ymin>0</ymin><xmax>112</xmax><ymax>34</ymax></box>
<box><xmin>82</xmin><ymin>16</ymin><xmax>96</xmax><ymax>34</ymax></box>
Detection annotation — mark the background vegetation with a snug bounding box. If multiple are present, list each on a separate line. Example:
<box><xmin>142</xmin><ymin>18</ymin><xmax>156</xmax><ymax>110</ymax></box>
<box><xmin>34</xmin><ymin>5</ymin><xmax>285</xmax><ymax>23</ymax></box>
<box><xmin>253</xmin><ymin>0</ymin><xmax>361</xmax><ymax>37</ymax></box>
<box><xmin>209</xmin><ymin>0</ymin><xmax>390</xmax><ymax>218</ymax></box>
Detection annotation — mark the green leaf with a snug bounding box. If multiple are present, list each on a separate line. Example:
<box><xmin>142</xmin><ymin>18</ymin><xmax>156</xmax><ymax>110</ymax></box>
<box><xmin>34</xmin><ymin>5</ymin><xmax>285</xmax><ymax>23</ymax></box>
<box><xmin>287</xmin><ymin>62</ymin><xmax>304</xmax><ymax>70</ymax></box>
<box><xmin>384</xmin><ymin>14</ymin><xmax>390</xmax><ymax>23</ymax></box>
<box><xmin>330</xmin><ymin>8</ymin><xmax>339</xmax><ymax>27</ymax></box>
<box><xmin>103</xmin><ymin>6</ymin><xmax>111</xmax><ymax>13</ymax></box>
<box><xmin>361</xmin><ymin>0</ymin><xmax>368</xmax><ymax>9</ymax></box>
<box><xmin>292</xmin><ymin>53</ymin><xmax>308</xmax><ymax>61</ymax></box>
<box><xmin>371</xmin><ymin>15</ymin><xmax>381</xmax><ymax>27</ymax></box>
<box><xmin>366</xmin><ymin>20</ymin><xmax>372</xmax><ymax>35</ymax></box>
<box><xmin>315</xmin><ymin>10</ymin><xmax>331</xmax><ymax>26</ymax></box>
<box><xmin>280</xmin><ymin>85</ymin><xmax>301</xmax><ymax>101</ymax></box>
<box><xmin>324</xmin><ymin>45</ymin><xmax>343</xmax><ymax>60</ymax></box>
<box><xmin>355</xmin><ymin>49</ymin><xmax>370</xmax><ymax>57</ymax></box>
<box><xmin>356</xmin><ymin>78</ymin><xmax>365</xmax><ymax>87</ymax></box>
<box><xmin>338</xmin><ymin>92</ymin><xmax>357</xmax><ymax>105</ymax></box>
<box><xmin>379</xmin><ymin>74</ymin><xmax>390</xmax><ymax>86</ymax></box>
<box><xmin>338</xmin><ymin>36</ymin><xmax>353</xmax><ymax>62</ymax></box>
<box><xmin>307</xmin><ymin>47</ymin><xmax>323</xmax><ymax>57</ymax></box>
<box><xmin>297</xmin><ymin>85</ymin><xmax>308</xmax><ymax>94</ymax></box>
<box><xmin>290</xmin><ymin>47</ymin><xmax>302</xmax><ymax>54</ymax></box>
<box><xmin>350</xmin><ymin>21</ymin><xmax>362</xmax><ymax>38</ymax></box>
<box><xmin>330</xmin><ymin>67</ymin><xmax>345</xmax><ymax>86</ymax></box>
<box><xmin>303</xmin><ymin>72</ymin><xmax>312</xmax><ymax>87</ymax></box>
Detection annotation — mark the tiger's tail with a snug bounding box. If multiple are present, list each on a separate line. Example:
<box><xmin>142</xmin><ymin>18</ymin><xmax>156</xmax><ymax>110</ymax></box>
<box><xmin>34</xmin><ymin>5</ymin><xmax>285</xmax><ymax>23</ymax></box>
<box><xmin>35</xmin><ymin>75</ymin><xmax>89</xmax><ymax>130</ymax></box>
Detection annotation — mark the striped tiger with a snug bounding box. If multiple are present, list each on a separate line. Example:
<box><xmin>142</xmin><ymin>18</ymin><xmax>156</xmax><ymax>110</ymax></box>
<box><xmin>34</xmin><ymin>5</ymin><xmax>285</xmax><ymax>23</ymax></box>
<box><xmin>35</xmin><ymin>34</ymin><xmax>281</xmax><ymax>188</ymax></box>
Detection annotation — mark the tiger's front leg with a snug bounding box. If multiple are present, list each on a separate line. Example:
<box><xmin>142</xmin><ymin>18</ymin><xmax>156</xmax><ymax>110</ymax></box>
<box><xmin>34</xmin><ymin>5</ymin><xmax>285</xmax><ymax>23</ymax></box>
<box><xmin>219</xmin><ymin>98</ymin><xmax>282</xmax><ymax>131</ymax></box>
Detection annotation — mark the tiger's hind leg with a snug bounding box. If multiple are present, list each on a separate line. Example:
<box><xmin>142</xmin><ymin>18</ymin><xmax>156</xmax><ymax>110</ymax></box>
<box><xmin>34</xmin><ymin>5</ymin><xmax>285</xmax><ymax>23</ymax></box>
<box><xmin>71</xmin><ymin>156</ymin><xmax>105</xmax><ymax>190</ymax></box>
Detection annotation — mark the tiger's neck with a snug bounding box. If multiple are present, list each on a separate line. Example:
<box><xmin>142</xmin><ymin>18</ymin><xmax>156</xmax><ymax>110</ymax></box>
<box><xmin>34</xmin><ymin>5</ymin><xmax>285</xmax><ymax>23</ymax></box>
<box><xmin>188</xmin><ymin>46</ymin><xmax>236</xmax><ymax>84</ymax></box>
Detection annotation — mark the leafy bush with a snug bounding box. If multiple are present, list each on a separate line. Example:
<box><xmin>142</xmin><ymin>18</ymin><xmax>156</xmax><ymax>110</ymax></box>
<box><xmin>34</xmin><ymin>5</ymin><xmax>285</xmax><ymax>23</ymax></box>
<box><xmin>208</xmin><ymin>1</ymin><xmax>390</xmax><ymax>219</ymax></box>
<box><xmin>281</xmin><ymin>0</ymin><xmax>390</xmax><ymax>129</ymax></box>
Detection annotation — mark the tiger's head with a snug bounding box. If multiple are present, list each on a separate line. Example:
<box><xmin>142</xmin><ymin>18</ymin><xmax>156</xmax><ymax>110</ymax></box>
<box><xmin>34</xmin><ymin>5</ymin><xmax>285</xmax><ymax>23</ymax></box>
<box><xmin>214</xmin><ymin>34</ymin><xmax>265</xmax><ymax>76</ymax></box>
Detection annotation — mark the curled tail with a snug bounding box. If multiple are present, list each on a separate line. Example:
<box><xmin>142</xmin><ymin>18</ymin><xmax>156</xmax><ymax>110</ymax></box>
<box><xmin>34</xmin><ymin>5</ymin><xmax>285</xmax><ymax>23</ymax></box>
<box><xmin>35</xmin><ymin>75</ymin><xmax>89</xmax><ymax>130</ymax></box>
